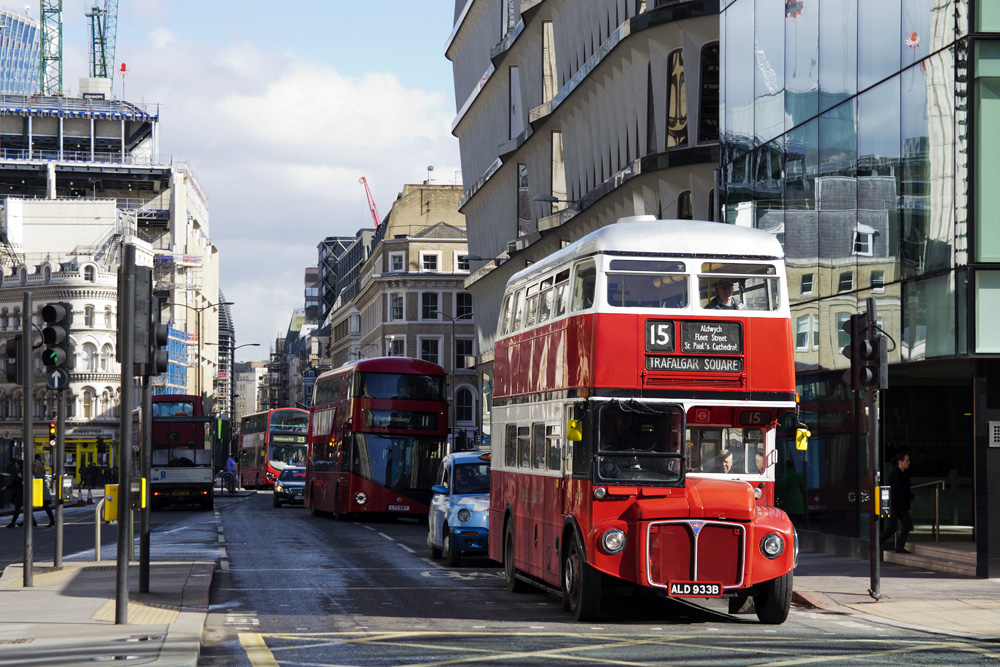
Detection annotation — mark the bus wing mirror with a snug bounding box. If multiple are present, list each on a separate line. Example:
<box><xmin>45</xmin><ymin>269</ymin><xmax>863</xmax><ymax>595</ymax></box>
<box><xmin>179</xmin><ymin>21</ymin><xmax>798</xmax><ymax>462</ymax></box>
<box><xmin>567</xmin><ymin>419</ymin><xmax>583</xmax><ymax>441</ymax></box>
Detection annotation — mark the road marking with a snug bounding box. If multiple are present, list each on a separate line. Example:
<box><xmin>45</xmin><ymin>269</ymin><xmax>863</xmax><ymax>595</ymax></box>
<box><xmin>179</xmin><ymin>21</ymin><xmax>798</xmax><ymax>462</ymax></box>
<box><xmin>239</xmin><ymin>632</ymin><xmax>278</xmax><ymax>667</ymax></box>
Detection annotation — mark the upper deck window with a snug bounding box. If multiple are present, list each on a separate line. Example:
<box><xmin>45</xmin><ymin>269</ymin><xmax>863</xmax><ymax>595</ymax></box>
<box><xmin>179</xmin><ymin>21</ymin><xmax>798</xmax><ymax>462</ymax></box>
<box><xmin>606</xmin><ymin>259</ymin><xmax>687</xmax><ymax>309</ymax></box>
<box><xmin>699</xmin><ymin>262</ymin><xmax>780</xmax><ymax>311</ymax></box>
<box><xmin>571</xmin><ymin>260</ymin><xmax>597</xmax><ymax>311</ymax></box>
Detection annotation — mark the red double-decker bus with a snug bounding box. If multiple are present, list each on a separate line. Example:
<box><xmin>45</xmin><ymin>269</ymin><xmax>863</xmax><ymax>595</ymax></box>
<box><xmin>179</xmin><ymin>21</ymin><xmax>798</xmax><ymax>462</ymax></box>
<box><xmin>148</xmin><ymin>395</ymin><xmax>213</xmax><ymax>511</ymax></box>
<box><xmin>305</xmin><ymin>357</ymin><xmax>448</xmax><ymax>520</ymax></box>
<box><xmin>238</xmin><ymin>408</ymin><xmax>309</xmax><ymax>489</ymax></box>
<box><xmin>491</xmin><ymin>217</ymin><xmax>798</xmax><ymax>623</ymax></box>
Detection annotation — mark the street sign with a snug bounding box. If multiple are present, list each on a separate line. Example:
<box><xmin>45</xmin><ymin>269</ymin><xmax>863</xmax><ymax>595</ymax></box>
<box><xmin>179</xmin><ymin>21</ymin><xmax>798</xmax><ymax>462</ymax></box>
<box><xmin>46</xmin><ymin>368</ymin><xmax>69</xmax><ymax>390</ymax></box>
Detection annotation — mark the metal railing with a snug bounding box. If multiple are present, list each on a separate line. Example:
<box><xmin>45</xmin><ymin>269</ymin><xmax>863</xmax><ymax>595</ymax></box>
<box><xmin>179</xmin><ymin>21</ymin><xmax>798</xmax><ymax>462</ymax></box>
<box><xmin>912</xmin><ymin>479</ymin><xmax>947</xmax><ymax>542</ymax></box>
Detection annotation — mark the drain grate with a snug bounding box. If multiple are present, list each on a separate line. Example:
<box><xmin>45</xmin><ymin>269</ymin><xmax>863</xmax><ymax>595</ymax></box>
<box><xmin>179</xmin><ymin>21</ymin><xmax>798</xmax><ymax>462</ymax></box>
<box><xmin>0</xmin><ymin>639</ymin><xmax>33</xmax><ymax>644</ymax></box>
<box><xmin>83</xmin><ymin>566</ymin><xmax>116</xmax><ymax>572</ymax></box>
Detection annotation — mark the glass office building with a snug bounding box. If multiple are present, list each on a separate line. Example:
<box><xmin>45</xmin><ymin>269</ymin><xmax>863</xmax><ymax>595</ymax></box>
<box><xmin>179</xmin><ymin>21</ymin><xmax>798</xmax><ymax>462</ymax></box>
<box><xmin>718</xmin><ymin>0</ymin><xmax>1000</xmax><ymax>575</ymax></box>
<box><xmin>0</xmin><ymin>8</ymin><xmax>40</xmax><ymax>95</ymax></box>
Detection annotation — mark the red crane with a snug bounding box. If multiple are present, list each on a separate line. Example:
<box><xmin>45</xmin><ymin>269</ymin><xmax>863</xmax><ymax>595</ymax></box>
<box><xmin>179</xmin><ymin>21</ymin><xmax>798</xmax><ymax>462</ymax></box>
<box><xmin>359</xmin><ymin>177</ymin><xmax>381</xmax><ymax>228</ymax></box>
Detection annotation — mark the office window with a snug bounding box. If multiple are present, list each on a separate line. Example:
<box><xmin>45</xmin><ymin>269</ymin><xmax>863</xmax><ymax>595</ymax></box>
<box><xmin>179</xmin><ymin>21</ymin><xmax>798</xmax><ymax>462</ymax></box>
<box><xmin>854</xmin><ymin>229</ymin><xmax>874</xmax><ymax>256</ymax></box>
<box><xmin>456</xmin><ymin>388</ymin><xmax>474</xmax><ymax>423</ymax></box>
<box><xmin>419</xmin><ymin>252</ymin><xmax>441</xmax><ymax>272</ymax></box>
<box><xmin>421</xmin><ymin>293</ymin><xmax>439</xmax><ymax>320</ymax></box>
<box><xmin>389</xmin><ymin>252</ymin><xmax>405</xmax><ymax>272</ymax></box>
<box><xmin>801</xmin><ymin>273</ymin><xmax>814</xmax><ymax>295</ymax></box>
<box><xmin>388</xmin><ymin>338</ymin><xmax>405</xmax><ymax>356</ymax></box>
<box><xmin>389</xmin><ymin>293</ymin><xmax>404</xmax><ymax>321</ymax></box>
<box><xmin>419</xmin><ymin>337</ymin><xmax>440</xmax><ymax>365</ymax></box>
<box><xmin>84</xmin><ymin>305</ymin><xmax>95</xmax><ymax>327</ymax></box>
<box><xmin>871</xmin><ymin>270</ymin><xmax>885</xmax><ymax>290</ymax></box>
<box><xmin>837</xmin><ymin>272</ymin><xmax>854</xmax><ymax>293</ymax></box>
<box><xmin>836</xmin><ymin>312</ymin><xmax>851</xmax><ymax>348</ymax></box>
<box><xmin>456</xmin><ymin>292</ymin><xmax>473</xmax><ymax>320</ymax></box>
<box><xmin>796</xmin><ymin>315</ymin><xmax>810</xmax><ymax>350</ymax></box>
<box><xmin>455</xmin><ymin>338</ymin><xmax>474</xmax><ymax>370</ymax></box>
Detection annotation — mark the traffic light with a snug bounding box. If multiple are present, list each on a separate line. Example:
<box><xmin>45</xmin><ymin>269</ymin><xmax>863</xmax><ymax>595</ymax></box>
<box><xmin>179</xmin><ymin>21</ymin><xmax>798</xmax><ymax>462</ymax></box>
<box><xmin>841</xmin><ymin>311</ymin><xmax>888</xmax><ymax>391</ymax></box>
<box><xmin>49</xmin><ymin>421</ymin><xmax>56</xmax><ymax>448</ymax></box>
<box><xmin>41</xmin><ymin>302</ymin><xmax>73</xmax><ymax>369</ymax></box>
<box><xmin>841</xmin><ymin>313</ymin><xmax>867</xmax><ymax>390</ymax></box>
<box><xmin>147</xmin><ymin>297</ymin><xmax>169</xmax><ymax>376</ymax></box>
<box><xmin>4</xmin><ymin>335</ymin><xmax>21</xmax><ymax>384</ymax></box>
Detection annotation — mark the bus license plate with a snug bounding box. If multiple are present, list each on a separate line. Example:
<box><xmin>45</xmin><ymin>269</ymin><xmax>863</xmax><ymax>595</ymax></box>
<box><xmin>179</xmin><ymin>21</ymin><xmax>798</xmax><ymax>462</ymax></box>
<box><xmin>173</xmin><ymin>490</ymin><xmax>190</xmax><ymax>496</ymax></box>
<box><xmin>388</xmin><ymin>505</ymin><xmax>410</xmax><ymax>511</ymax></box>
<box><xmin>668</xmin><ymin>581</ymin><xmax>722</xmax><ymax>598</ymax></box>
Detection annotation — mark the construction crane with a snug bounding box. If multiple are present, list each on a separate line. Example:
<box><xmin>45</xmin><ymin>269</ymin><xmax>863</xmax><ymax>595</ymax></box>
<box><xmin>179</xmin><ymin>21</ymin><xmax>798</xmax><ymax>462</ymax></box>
<box><xmin>85</xmin><ymin>1</ymin><xmax>119</xmax><ymax>83</ymax></box>
<box><xmin>39</xmin><ymin>0</ymin><xmax>63</xmax><ymax>95</ymax></box>
<box><xmin>359</xmin><ymin>177</ymin><xmax>381</xmax><ymax>228</ymax></box>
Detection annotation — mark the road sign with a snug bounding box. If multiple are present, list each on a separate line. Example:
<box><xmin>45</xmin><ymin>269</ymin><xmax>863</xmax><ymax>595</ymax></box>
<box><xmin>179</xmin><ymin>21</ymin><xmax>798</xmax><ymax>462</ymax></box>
<box><xmin>46</xmin><ymin>368</ymin><xmax>69</xmax><ymax>390</ymax></box>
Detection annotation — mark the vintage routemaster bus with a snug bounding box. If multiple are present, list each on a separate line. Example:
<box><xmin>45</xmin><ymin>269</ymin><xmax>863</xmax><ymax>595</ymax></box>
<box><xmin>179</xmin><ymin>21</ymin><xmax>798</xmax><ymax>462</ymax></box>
<box><xmin>148</xmin><ymin>395</ymin><xmax>214</xmax><ymax>511</ymax></box>
<box><xmin>305</xmin><ymin>357</ymin><xmax>448</xmax><ymax>520</ymax></box>
<box><xmin>238</xmin><ymin>408</ymin><xmax>309</xmax><ymax>488</ymax></box>
<box><xmin>491</xmin><ymin>217</ymin><xmax>798</xmax><ymax>623</ymax></box>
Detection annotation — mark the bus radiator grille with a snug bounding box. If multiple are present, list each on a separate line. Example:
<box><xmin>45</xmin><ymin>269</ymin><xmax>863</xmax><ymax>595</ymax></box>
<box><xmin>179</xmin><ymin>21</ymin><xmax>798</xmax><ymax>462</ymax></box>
<box><xmin>646</xmin><ymin>521</ymin><xmax>744</xmax><ymax>588</ymax></box>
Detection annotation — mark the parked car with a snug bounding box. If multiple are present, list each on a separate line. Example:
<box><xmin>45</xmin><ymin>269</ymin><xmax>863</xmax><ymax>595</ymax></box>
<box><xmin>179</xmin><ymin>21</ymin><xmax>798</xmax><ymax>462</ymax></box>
<box><xmin>273</xmin><ymin>466</ymin><xmax>306</xmax><ymax>507</ymax></box>
<box><xmin>427</xmin><ymin>451</ymin><xmax>491</xmax><ymax>566</ymax></box>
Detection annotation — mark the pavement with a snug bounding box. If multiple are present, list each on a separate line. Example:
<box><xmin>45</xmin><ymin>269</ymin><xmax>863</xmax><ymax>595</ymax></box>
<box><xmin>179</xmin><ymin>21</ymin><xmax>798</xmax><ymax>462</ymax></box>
<box><xmin>0</xmin><ymin>497</ymin><xmax>997</xmax><ymax>666</ymax></box>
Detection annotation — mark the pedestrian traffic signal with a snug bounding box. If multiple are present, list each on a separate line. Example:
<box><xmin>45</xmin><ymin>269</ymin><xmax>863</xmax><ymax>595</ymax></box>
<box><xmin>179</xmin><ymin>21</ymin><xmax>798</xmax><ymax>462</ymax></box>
<box><xmin>41</xmin><ymin>302</ymin><xmax>73</xmax><ymax>369</ymax></box>
<box><xmin>147</xmin><ymin>297</ymin><xmax>169</xmax><ymax>376</ymax></box>
<box><xmin>4</xmin><ymin>335</ymin><xmax>21</xmax><ymax>384</ymax></box>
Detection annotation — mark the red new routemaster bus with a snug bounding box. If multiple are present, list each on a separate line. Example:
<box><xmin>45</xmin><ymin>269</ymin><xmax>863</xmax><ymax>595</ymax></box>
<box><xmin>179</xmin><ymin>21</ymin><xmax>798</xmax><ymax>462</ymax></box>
<box><xmin>305</xmin><ymin>357</ymin><xmax>448</xmax><ymax>520</ymax></box>
<box><xmin>491</xmin><ymin>217</ymin><xmax>798</xmax><ymax>623</ymax></box>
<box><xmin>148</xmin><ymin>395</ymin><xmax>214</xmax><ymax>511</ymax></box>
<box><xmin>238</xmin><ymin>408</ymin><xmax>309</xmax><ymax>489</ymax></box>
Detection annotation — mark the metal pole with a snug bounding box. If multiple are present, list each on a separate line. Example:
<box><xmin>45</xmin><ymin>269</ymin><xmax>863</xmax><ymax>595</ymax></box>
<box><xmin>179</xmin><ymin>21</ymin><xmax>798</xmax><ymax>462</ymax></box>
<box><xmin>139</xmin><ymin>375</ymin><xmax>151</xmax><ymax>592</ymax></box>
<box><xmin>22</xmin><ymin>291</ymin><xmax>33</xmax><ymax>587</ymax></box>
<box><xmin>866</xmin><ymin>297</ymin><xmax>881</xmax><ymax>601</ymax></box>
<box><xmin>230</xmin><ymin>339</ymin><xmax>236</xmax><ymax>459</ymax></box>
<box><xmin>54</xmin><ymin>390</ymin><xmax>64</xmax><ymax>568</ymax></box>
<box><xmin>116</xmin><ymin>244</ymin><xmax>135</xmax><ymax>624</ymax></box>
<box><xmin>196</xmin><ymin>309</ymin><xmax>201</xmax><ymax>401</ymax></box>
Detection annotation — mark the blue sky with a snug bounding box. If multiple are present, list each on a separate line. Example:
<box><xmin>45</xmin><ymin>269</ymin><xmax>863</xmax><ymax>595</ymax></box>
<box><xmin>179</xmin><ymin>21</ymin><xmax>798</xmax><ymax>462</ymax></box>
<box><xmin>12</xmin><ymin>0</ymin><xmax>463</xmax><ymax>362</ymax></box>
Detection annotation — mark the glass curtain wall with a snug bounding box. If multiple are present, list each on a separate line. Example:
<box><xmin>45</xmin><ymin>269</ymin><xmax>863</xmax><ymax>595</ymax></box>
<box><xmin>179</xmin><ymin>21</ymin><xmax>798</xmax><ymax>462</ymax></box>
<box><xmin>721</xmin><ymin>0</ymin><xmax>970</xmax><ymax>540</ymax></box>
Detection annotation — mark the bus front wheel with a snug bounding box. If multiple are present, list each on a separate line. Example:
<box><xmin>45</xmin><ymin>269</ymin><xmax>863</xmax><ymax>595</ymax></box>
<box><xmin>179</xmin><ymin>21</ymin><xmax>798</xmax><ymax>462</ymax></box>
<box><xmin>753</xmin><ymin>572</ymin><xmax>792</xmax><ymax>624</ymax></box>
<box><xmin>563</xmin><ymin>532</ymin><xmax>602</xmax><ymax>621</ymax></box>
<box><xmin>503</xmin><ymin>523</ymin><xmax>529</xmax><ymax>593</ymax></box>
<box><xmin>332</xmin><ymin>487</ymin><xmax>347</xmax><ymax>521</ymax></box>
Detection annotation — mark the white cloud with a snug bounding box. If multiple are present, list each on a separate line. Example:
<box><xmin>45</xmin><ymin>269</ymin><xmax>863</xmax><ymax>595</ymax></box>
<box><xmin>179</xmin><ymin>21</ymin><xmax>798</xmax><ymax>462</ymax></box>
<box><xmin>50</xmin><ymin>4</ymin><xmax>462</xmax><ymax>361</ymax></box>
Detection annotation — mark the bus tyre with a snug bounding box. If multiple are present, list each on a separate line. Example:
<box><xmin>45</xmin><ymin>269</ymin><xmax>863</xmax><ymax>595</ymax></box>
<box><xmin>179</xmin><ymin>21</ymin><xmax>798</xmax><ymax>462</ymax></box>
<box><xmin>444</xmin><ymin>530</ymin><xmax>461</xmax><ymax>567</ymax></box>
<box><xmin>563</xmin><ymin>532</ymin><xmax>602</xmax><ymax>621</ymax></box>
<box><xmin>309</xmin><ymin>487</ymin><xmax>322</xmax><ymax>517</ymax></box>
<box><xmin>753</xmin><ymin>572</ymin><xmax>792</xmax><ymax>624</ymax></box>
<box><xmin>333</xmin><ymin>489</ymin><xmax>347</xmax><ymax>521</ymax></box>
<box><xmin>504</xmin><ymin>523</ymin><xmax>529</xmax><ymax>593</ymax></box>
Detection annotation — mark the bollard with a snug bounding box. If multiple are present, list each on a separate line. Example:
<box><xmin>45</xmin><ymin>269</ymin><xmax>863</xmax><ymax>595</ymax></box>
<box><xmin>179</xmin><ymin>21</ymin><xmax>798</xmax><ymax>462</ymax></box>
<box><xmin>94</xmin><ymin>498</ymin><xmax>106</xmax><ymax>562</ymax></box>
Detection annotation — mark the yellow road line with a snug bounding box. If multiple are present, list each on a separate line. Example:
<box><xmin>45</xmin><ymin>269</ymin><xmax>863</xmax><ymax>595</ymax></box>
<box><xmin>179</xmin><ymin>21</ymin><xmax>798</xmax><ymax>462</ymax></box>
<box><xmin>239</xmin><ymin>632</ymin><xmax>279</xmax><ymax>667</ymax></box>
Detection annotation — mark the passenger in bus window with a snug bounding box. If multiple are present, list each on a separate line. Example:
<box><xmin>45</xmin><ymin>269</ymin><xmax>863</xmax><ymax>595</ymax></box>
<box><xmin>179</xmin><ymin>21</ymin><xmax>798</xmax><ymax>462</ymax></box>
<box><xmin>754</xmin><ymin>449</ymin><xmax>765</xmax><ymax>474</ymax></box>
<box><xmin>716</xmin><ymin>448</ymin><xmax>734</xmax><ymax>473</ymax></box>
<box><xmin>706</xmin><ymin>279</ymin><xmax>745</xmax><ymax>310</ymax></box>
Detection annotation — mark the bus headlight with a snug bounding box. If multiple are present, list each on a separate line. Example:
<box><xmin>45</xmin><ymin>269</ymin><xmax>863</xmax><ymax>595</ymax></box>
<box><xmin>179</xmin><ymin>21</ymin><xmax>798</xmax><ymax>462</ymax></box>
<box><xmin>759</xmin><ymin>533</ymin><xmax>785</xmax><ymax>559</ymax></box>
<box><xmin>593</xmin><ymin>487</ymin><xmax>607</xmax><ymax>500</ymax></box>
<box><xmin>601</xmin><ymin>528</ymin><xmax>626</xmax><ymax>554</ymax></box>
<box><xmin>457</xmin><ymin>509</ymin><xmax>472</xmax><ymax>522</ymax></box>
<box><xmin>354</xmin><ymin>492</ymin><xmax>368</xmax><ymax>505</ymax></box>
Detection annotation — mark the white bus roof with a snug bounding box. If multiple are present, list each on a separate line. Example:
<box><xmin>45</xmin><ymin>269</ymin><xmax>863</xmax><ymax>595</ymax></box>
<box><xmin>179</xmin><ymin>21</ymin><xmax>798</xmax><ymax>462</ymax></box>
<box><xmin>507</xmin><ymin>219</ymin><xmax>784</xmax><ymax>288</ymax></box>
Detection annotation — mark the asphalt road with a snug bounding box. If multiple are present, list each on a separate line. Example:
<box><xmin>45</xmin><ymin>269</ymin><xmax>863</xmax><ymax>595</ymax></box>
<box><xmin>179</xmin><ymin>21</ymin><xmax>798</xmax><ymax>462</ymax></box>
<box><xmin>196</xmin><ymin>493</ymin><xmax>1000</xmax><ymax>667</ymax></box>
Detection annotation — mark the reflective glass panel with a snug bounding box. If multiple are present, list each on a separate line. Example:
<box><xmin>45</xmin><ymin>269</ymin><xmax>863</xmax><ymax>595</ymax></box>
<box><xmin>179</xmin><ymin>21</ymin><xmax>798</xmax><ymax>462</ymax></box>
<box><xmin>901</xmin><ymin>274</ymin><xmax>956</xmax><ymax>360</ymax></box>
<box><xmin>785</xmin><ymin>0</ymin><xmax>818</xmax><ymax>130</ymax></box>
<box><xmin>724</xmin><ymin>0</ymin><xmax>753</xmax><ymax>160</ymax></box>
<box><xmin>818</xmin><ymin>0</ymin><xmax>857</xmax><ymax>115</ymax></box>
<box><xmin>754</xmin><ymin>0</ymin><xmax>784</xmax><ymax>145</ymax></box>
<box><xmin>859</xmin><ymin>1</ymin><xmax>900</xmax><ymax>91</ymax></box>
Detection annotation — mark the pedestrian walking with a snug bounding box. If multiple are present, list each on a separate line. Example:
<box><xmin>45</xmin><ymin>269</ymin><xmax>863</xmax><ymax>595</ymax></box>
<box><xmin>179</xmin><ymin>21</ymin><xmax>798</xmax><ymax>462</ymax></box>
<box><xmin>1</xmin><ymin>460</ymin><xmax>34</xmax><ymax>528</ymax></box>
<box><xmin>879</xmin><ymin>451</ymin><xmax>917</xmax><ymax>553</ymax></box>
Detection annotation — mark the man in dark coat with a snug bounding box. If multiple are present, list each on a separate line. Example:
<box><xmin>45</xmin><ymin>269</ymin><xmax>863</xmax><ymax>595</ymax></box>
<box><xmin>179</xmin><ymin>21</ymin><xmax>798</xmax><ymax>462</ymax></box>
<box><xmin>1</xmin><ymin>460</ymin><xmax>32</xmax><ymax>528</ymax></box>
<box><xmin>879</xmin><ymin>452</ymin><xmax>917</xmax><ymax>553</ymax></box>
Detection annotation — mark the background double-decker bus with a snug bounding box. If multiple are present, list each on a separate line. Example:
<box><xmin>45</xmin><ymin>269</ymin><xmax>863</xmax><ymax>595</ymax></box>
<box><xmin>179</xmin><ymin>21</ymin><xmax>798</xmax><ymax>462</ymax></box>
<box><xmin>148</xmin><ymin>395</ymin><xmax>214</xmax><ymax>511</ymax></box>
<box><xmin>305</xmin><ymin>357</ymin><xmax>447</xmax><ymax>520</ymax></box>
<box><xmin>491</xmin><ymin>217</ymin><xmax>798</xmax><ymax>623</ymax></box>
<box><xmin>238</xmin><ymin>408</ymin><xmax>309</xmax><ymax>489</ymax></box>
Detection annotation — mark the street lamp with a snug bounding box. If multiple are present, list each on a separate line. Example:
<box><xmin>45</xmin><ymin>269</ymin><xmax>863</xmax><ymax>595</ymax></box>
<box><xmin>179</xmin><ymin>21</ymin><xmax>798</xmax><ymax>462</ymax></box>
<box><xmin>227</xmin><ymin>343</ymin><xmax>260</xmax><ymax>458</ymax></box>
<box><xmin>429</xmin><ymin>310</ymin><xmax>474</xmax><ymax>448</ymax></box>
<box><xmin>165</xmin><ymin>300</ymin><xmax>233</xmax><ymax>399</ymax></box>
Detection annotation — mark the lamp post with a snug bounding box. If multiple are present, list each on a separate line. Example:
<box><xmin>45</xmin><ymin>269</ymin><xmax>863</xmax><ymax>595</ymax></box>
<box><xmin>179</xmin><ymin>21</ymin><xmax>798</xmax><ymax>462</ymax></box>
<box><xmin>430</xmin><ymin>310</ymin><xmax>474</xmax><ymax>448</ymax></box>
<box><xmin>209</xmin><ymin>341</ymin><xmax>261</xmax><ymax>457</ymax></box>
<box><xmin>166</xmin><ymin>301</ymin><xmax>233</xmax><ymax>399</ymax></box>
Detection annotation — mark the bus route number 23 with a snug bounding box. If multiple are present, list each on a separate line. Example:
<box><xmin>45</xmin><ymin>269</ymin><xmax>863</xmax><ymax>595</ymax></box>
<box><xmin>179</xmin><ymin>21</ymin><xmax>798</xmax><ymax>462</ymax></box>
<box><xmin>645</xmin><ymin>320</ymin><xmax>675</xmax><ymax>353</ymax></box>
